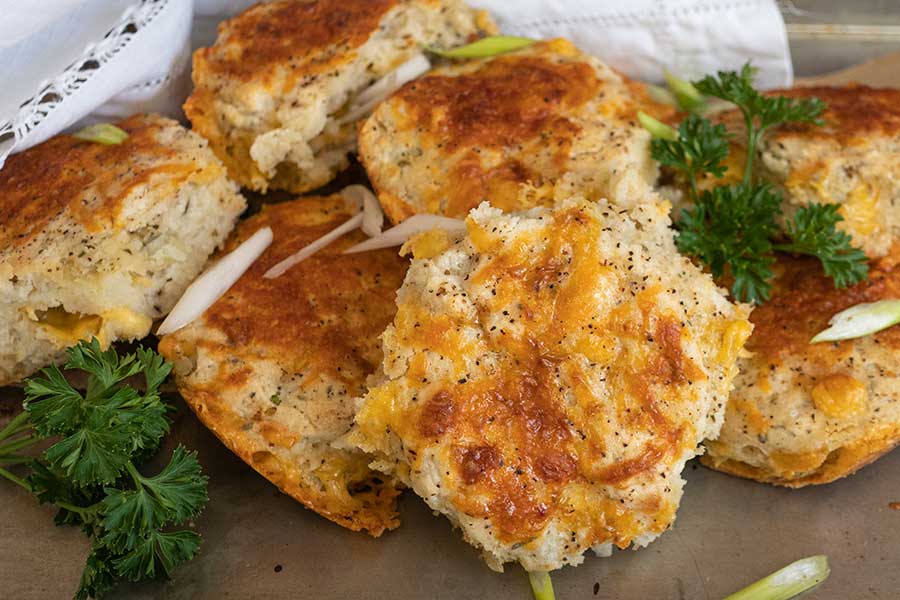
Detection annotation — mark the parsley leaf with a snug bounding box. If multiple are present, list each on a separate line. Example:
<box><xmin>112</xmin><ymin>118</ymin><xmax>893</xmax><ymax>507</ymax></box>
<box><xmin>113</xmin><ymin>529</ymin><xmax>202</xmax><ymax>582</ymax></box>
<box><xmin>27</xmin><ymin>460</ymin><xmax>102</xmax><ymax>526</ymax></box>
<box><xmin>694</xmin><ymin>62</ymin><xmax>825</xmax><ymax>183</ymax></box>
<box><xmin>24</xmin><ymin>340</ymin><xmax>173</xmax><ymax>486</ymax></box>
<box><xmin>0</xmin><ymin>339</ymin><xmax>208</xmax><ymax>599</ymax></box>
<box><xmin>100</xmin><ymin>447</ymin><xmax>207</xmax><ymax>552</ymax></box>
<box><xmin>137</xmin><ymin>347</ymin><xmax>172</xmax><ymax>396</ymax></box>
<box><xmin>76</xmin><ymin>546</ymin><xmax>118</xmax><ymax>600</ymax></box>
<box><xmin>677</xmin><ymin>183</ymin><xmax>781</xmax><ymax>303</ymax></box>
<box><xmin>692</xmin><ymin>63</ymin><xmax>761</xmax><ymax>111</ymax></box>
<box><xmin>777</xmin><ymin>204</ymin><xmax>869</xmax><ymax>288</ymax></box>
<box><xmin>64</xmin><ymin>338</ymin><xmax>142</xmax><ymax>398</ymax></box>
<box><xmin>137</xmin><ymin>447</ymin><xmax>207</xmax><ymax>524</ymax></box>
<box><xmin>100</xmin><ymin>485</ymin><xmax>168</xmax><ymax>551</ymax></box>
<box><xmin>651</xmin><ymin>114</ymin><xmax>730</xmax><ymax>200</ymax></box>
<box><xmin>751</xmin><ymin>93</ymin><xmax>827</xmax><ymax>131</ymax></box>
<box><xmin>43</xmin><ymin>422</ymin><xmax>131</xmax><ymax>487</ymax></box>
<box><xmin>23</xmin><ymin>365</ymin><xmax>84</xmax><ymax>437</ymax></box>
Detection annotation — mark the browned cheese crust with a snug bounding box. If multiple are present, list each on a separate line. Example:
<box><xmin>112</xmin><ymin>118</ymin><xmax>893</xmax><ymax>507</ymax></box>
<box><xmin>159</xmin><ymin>196</ymin><xmax>409</xmax><ymax>534</ymax></box>
<box><xmin>358</xmin><ymin>39</ymin><xmax>665</xmax><ymax>223</ymax></box>
<box><xmin>0</xmin><ymin>114</ymin><xmax>219</xmax><ymax>255</ymax></box>
<box><xmin>353</xmin><ymin>198</ymin><xmax>751</xmax><ymax>570</ymax></box>
<box><xmin>703</xmin><ymin>252</ymin><xmax>900</xmax><ymax>486</ymax></box>
<box><xmin>768</xmin><ymin>85</ymin><xmax>900</xmax><ymax>142</ymax></box>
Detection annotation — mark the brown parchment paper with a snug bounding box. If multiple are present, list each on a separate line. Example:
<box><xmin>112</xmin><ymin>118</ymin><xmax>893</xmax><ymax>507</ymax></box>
<box><xmin>1</xmin><ymin>54</ymin><xmax>898</xmax><ymax>600</ymax></box>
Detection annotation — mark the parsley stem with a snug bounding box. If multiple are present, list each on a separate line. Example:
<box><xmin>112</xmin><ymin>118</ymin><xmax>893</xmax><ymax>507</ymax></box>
<box><xmin>0</xmin><ymin>434</ymin><xmax>40</xmax><ymax>456</ymax></box>
<box><xmin>126</xmin><ymin>461</ymin><xmax>144</xmax><ymax>488</ymax></box>
<box><xmin>0</xmin><ymin>466</ymin><xmax>32</xmax><ymax>493</ymax></box>
<box><xmin>688</xmin><ymin>172</ymin><xmax>700</xmax><ymax>205</ymax></box>
<box><xmin>55</xmin><ymin>500</ymin><xmax>91</xmax><ymax>516</ymax></box>
<box><xmin>0</xmin><ymin>455</ymin><xmax>30</xmax><ymax>466</ymax></box>
<box><xmin>0</xmin><ymin>410</ymin><xmax>31</xmax><ymax>442</ymax></box>
<box><xmin>742</xmin><ymin>120</ymin><xmax>757</xmax><ymax>185</ymax></box>
<box><xmin>743</xmin><ymin>125</ymin><xmax>771</xmax><ymax>186</ymax></box>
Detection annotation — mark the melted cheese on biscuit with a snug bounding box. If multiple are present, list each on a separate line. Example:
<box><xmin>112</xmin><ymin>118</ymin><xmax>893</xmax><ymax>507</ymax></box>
<box><xmin>354</xmin><ymin>198</ymin><xmax>750</xmax><ymax>570</ymax></box>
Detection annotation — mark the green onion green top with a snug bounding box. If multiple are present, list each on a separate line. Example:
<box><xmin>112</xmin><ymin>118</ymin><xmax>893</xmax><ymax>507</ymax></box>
<box><xmin>811</xmin><ymin>299</ymin><xmax>900</xmax><ymax>343</ymax></box>
<box><xmin>664</xmin><ymin>70</ymin><xmax>706</xmax><ymax>112</ymax></box>
<box><xmin>637</xmin><ymin>111</ymin><xmax>678</xmax><ymax>141</ymax></box>
<box><xmin>723</xmin><ymin>555</ymin><xmax>830</xmax><ymax>600</ymax></box>
<box><xmin>72</xmin><ymin>123</ymin><xmax>129</xmax><ymax>145</ymax></box>
<box><xmin>645</xmin><ymin>83</ymin><xmax>678</xmax><ymax>106</ymax></box>
<box><xmin>528</xmin><ymin>571</ymin><xmax>555</xmax><ymax>600</ymax></box>
<box><xmin>427</xmin><ymin>36</ymin><xmax>534</xmax><ymax>59</ymax></box>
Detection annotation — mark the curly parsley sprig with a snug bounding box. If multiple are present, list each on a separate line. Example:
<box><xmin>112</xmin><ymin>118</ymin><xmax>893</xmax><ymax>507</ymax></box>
<box><xmin>676</xmin><ymin>183</ymin><xmax>780</xmax><ymax>303</ymax></box>
<box><xmin>776</xmin><ymin>204</ymin><xmax>869</xmax><ymax>288</ymax></box>
<box><xmin>0</xmin><ymin>339</ymin><xmax>207</xmax><ymax>600</ymax></box>
<box><xmin>645</xmin><ymin>62</ymin><xmax>868</xmax><ymax>303</ymax></box>
<box><xmin>693</xmin><ymin>63</ymin><xmax>826</xmax><ymax>183</ymax></box>
<box><xmin>649</xmin><ymin>113</ymin><xmax>730</xmax><ymax>206</ymax></box>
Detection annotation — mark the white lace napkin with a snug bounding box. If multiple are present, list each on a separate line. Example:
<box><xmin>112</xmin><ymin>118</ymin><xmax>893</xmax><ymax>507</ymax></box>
<box><xmin>0</xmin><ymin>0</ymin><xmax>791</xmax><ymax>170</ymax></box>
<box><xmin>0</xmin><ymin>0</ymin><xmax>192</xmax><ymax>169</ymax></box>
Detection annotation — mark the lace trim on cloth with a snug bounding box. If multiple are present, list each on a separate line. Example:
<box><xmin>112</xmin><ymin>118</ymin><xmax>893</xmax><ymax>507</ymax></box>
<box><xmin>0</xmin><ymin>0</ymin><xmax>173</xmax><ymax>168</ymax></box>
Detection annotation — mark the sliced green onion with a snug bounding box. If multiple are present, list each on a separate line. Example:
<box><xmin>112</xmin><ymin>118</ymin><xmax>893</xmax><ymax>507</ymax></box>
<box><xmin>72</xmin><ymin>123</ymin><xmax>129</xmax><ymax>145</ymax></box>
<box><xmin>426</xmin><ymin>36</ymin><xmax>534</xmax><ymax>59</ymax></box>
<box><xmin>811</xmin><ymin>299</ymin><xmax>900</xmax><ymax>343</ymax></box>
<box><xmin>646</xmin><ymin>83</ymin><xmax>677</xmax><ymax>106</ymax></box>
<box><xmin>664</xmin><ymin>70</ymin><xmax>706</xmax><ymax>113</ymax></box>
<box><xmin>637</xmin><ymin>111</ymin><xmax>678</xmax><ymax>141</ymax></box>
<box><xmin>723</xmin><ymin>555</ymin><xmax>830</xmax><ymax>600</ymax></box>
<box><xmin>528</xmin><ymin>571</ymin><xmax>555</xmax><ymax>600</ymax></box>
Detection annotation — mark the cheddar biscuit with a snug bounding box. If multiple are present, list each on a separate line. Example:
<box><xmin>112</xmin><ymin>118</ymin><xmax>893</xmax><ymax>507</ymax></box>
<box><xmin>0</xmin><ymin>114</ymin><xmax>245</xmax><ymax>385</ymax></box>
<box><xmin>358</xmin><ymin>39</ymin><xmax>669</xmax><ymax>222</ymax></box>
<box><xmin>353</xmin><ymin>197</ymin><xmax>751</xmax><ymax>570</ymax></box>
<box><xmin>703</xmin><ymin>254</ymin><xmax>900</xmax><ymax>486</ymax></box>
<box><xmin>186</xmin><ymin>0</ymin><xmax>493</xmax><ymax>194</ymax></box>
<box><xmin>159</xmin><ymin>196</ymin><xmax>409</xmax><ymax>535</ymax></box>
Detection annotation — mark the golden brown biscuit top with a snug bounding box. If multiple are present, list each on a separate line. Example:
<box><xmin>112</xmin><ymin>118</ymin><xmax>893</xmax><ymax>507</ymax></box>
<box><xmin>397</xmin><ymin>53</ymin><xmax>600</xmax><ymax>153</ymax></box>
<box><xmin>749</xmin><ymin>253</ymin><xmax>900</xmax><ymax>362</ymax></box>
<box><xmin>0</xmin><ymin>114</ymin><xmax>208</xmax><ymax>251</ymax></box>
<box><xmin>776</xmin><ymin>85</ymin><xmax>900</xmax><ymax>143</ymax></box>
<box><xmin>369</xmin><ymin>39</ymin><xmax>656</xmax><ymax>220</ymax></box>
<box><xmin>195</xmin><ymin>0</ymin><xmax>402</xmax><ymax>82</ymax></box>
<box><xmin>392</xmin><ymin>51</ymin><xmax>600</xmax><ymax>218</ymax></box>
<box><xmin>203</xmin><ymin>196</ymin><xmax>409</xmax><ymax>390</ymax></box>
<box><xmin>718</xmin><ymin>85</ymin><xmax>900</xmax><ymax>146</ymax></box>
